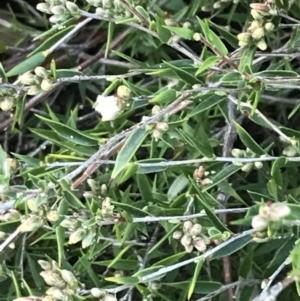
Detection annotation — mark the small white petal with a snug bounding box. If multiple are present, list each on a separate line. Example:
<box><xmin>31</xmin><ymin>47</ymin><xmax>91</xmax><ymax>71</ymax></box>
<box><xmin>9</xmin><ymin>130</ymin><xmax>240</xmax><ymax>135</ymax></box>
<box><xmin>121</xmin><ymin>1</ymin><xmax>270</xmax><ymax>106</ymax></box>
<box><xmin>94</xmin><ymin>95</ymin><xmax>121</xmax><ymax>121</ymax></box>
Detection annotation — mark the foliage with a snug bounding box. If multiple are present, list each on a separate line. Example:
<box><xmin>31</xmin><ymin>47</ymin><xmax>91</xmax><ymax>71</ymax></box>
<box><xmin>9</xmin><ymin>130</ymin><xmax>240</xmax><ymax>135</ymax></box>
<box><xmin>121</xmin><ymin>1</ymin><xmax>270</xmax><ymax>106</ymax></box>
<box><xmin>1</xmin><ymin>0</ymin><xmax>300</xmax><ymax>301</ymax></box>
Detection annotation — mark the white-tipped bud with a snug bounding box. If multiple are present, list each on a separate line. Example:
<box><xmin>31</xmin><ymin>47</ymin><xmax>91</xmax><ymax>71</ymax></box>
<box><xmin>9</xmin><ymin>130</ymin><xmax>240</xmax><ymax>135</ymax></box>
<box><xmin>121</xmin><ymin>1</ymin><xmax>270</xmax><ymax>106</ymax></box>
<box><xmin>91</xmin><ymin>288</ymin><xmax>106</xmax><ymax>298</ymax></box>
<box><xmin>18</xmin><ymin>72</ymin><xmax>37</xmax><ymax>85</ymax></box>
<box><xmin>27</xmin><ymin>85</ymin><xmax>41</xmax><ymax>95</ymax></box>
<box><xmin>237</xmin><ymin>32</ymin><xmax>252</xmax><ymax>43</ymax></box>
<box><xmin>156</xmin><ymin>122</ymin><xmax>169</xmax><ymax>132</ymax></box>
<box><xmin>151</xmin><ymin>105</ymin><xmax>161</xmax><ymax>115</ymax></box>
<box><xmin>254</xmin><ymin>161</ymin><xmax>263</xmax><ymax>169</ymax></box>
<box><xmin>117</xmin><ymin>85</ymin><xmax>132</xmax><ymax>102</ymax></box>
<box><xmin>51</xmin><ymin>5</ymin><xmax>66</xmax><ymax>16</ymax></box>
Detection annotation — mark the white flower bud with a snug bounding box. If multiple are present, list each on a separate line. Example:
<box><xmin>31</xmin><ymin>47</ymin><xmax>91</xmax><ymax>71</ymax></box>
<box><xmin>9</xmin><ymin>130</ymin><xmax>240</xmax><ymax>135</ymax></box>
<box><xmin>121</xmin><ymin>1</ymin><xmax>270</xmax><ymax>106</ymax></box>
<box><xmin>0</xmin><ymin>97</ymin><xmax>14</xmax><ymax>111</ymax></box>
<box><xmin>193</xmin><ymin>237</ymin><xmax>207</xmax><ymax>252</ymax></box>
<box><xmin>190</xmin><ymin>224</ymin><xmax>202</xmax><ymax>236</ymax></box>
<box><xmin>91</xmin><ymin>288</ymin><xmax>106</xmax><ymax>298</ymax></box>
<box><xmin>183</xmin><ymin>220</ymin><xmax>193</xmax><ymax>233</ymax></box>
<box><xmin>41</xmin><ymin>79</ymin><xmax>53</xmax><ymax>91</ymax></box>
<box><xmin>66</xmin><ymin>1</ymin><xmax>79</xmax><ymax>15</ymax></box>
<box><xmin>36</xmin><ymin>3</ymin><xmax>51</xmax><ymax>13</ymax></box>
<box><xmin>34</xmin><ymin>66</ymin><xmax>48</xmax><ymax>78</ymax></box>
<box><xmin>180</xmin><ymin>234</ymin><xmax>192</xmax><ymax>246</ymax></box>
<box><xmin>256</xmin><ymin>39</ymin><xmax>267</xmax><ymax>51</ymax></box>
<box><xmin>172</xmin><ymin>230</ymin><xmax>183</xmax><ymax>240</ymax></box>
<box><xmin>18</xmin><ymin>72</ymin><xmax>37</xmax><ymax>85</ymax></box>
<box><xmin>252</xmin><ymin>27</ymin><xmax>265</xmax><ymax>40</ymax></box>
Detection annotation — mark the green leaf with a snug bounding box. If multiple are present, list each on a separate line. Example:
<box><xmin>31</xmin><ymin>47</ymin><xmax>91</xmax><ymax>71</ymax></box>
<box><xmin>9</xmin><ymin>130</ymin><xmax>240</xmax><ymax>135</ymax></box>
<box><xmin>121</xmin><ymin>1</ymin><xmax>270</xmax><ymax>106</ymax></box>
<box><xmin>105</xmin><ymin>276</ymin><xmax>139</xmax><ymax>284</ymax></box>
<box><xmin>239</xmin><ymin>247</ymin><xmax>253</xmax><ymax>279</ymax></box>
<box><xmin>234</xmin><ymin>122</ymin><xmax>265</xmax><ymax>155</ymax></box>
<box><xmin>137</xmin><ymin>174</ymin><xmax>154</xmax><ymax>203</ymax></box>
<box><xmin>209</xmin><ymin>20</ymin><xmax>239</xmax><ymax>48</ymax></box>
<box><xmin>203</xmin><ymin>164</ymin><xmax>241</xmax><ymax>191</ymax></box>
<box><xmin>55</xmin><ymin>69</ymin><xmax>84</xmax><ymax>78</ymax></box>
<box><xmin>193</xmin><ymin>185</ymin><xmax>229</xmax><ymax>232</ymax></box>
<box><xmin>167</xmin><ymin>175</ymin><xmax>189</xmax><ymax>201</ymax></box>
<box><xmin>105</xmin><ymin>22</ymin><xmax>115</xmax><ymax>58</ymax></box>
<box><xmin>197</xmin><ymin>17</ymin><xmax>228</xmax><ymax>56</ymax></box>
<box><xmin>195</xmin><ymin>56</ymin><xmax>220</xmax><ymax>75</ymax></box>
<box><xmin>7</xmin><ymin>51</ymin><xmax>49</xmax><ymax>77</ymax></box>
<box><xmin>239</xmin><ymin>46</ymin><xmax>256</xmax><ymax>73</ymax></box>
<box><xmin>163</xmin><ymin>25</ymin><xmax>194</xmax><ymax>40</ymax></box>
<box><xmin>155</xmin><ymin>15</ymin><xmax>172</xmax><ymax>43</ymax></box>
<box><xmin>28</xmin><ymin>25</ymin><xmax>75</xmax><ymax>57</ymax></box>
<box><xmin>212</xmin><ymin>234</ymin><xmax>253</xmax><ymax>259</ymax></box>
<box><xmin>271</xmin><ymin>157</ymin><xmax>288</xmax><ymax>186</ymax></box>
<box><xmin>35</xmin><ymin>114</ymin><xmax>99</xmax><ymax>146</ymax></box>
<box><xmin>267</xmin><ymin>178</ymin><xmax>278</xmax><ymax>201</ymax></box>
<box><xmin>117</xmin><ymin>163</ymin><xmax>140</xmax><ymax>184</ymax></box>
<box><xmin>162</xmin><ymin>60</ymin><xmax>201</xmax><ymax>85</ymax></box>
<box><xmin>188</xmin><ymin>259</ymin><xmax>204</xmax><ymax>300</ymax></box>
<box><xmin>0</xmin><ymin>61</ymin><xmax>7</xmax><ymax>81</ymax></box>
<box><xmin>254</xmin><ymin>70</ymin><xmax>298</xmax><ymax>77</ymax></box>
<box><xmin>137</xmin><ymin>158</ymin><xmax>167</xmax><ymax>174</ymax></box>
<box><xmin>221</xmin><ymin>72</ymin><xmax>243</xmax><ymax>83</ymax></box>
<box><xmin>149</xmin><ymin>89</ymin><xmax>177</xmax><ymax>104</ymax></box>
<box><xmin>112</xmin><ymin>127</ymin><xmax>148</xmax><ymax>179</ymax></box>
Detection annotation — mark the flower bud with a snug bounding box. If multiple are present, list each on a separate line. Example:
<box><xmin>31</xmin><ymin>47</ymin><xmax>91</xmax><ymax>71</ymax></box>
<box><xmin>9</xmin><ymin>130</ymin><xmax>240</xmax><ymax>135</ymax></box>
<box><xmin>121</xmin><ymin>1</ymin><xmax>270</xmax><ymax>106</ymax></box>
<box><xmin>190</xmin><ymin>224</ymin><xmax>202</xmax><ymax>236</ymax></box>
<box><xmin>52</xmin><ymin>289</ymin><xmax>65</xmax><ymax>300</ymax></box>
<box><xmin>184</xmin><ymin>244</ymin><xmax>194</xmax><ymax>253</ymax></box>
<box><xmin>241</xmin><ymin>163</ymin><xmax>253</xmax><ymax>172</ymax></box>
<box><xmin>34</xmin><ymin>66</ymin><xmax>48</xmax><ymax>78</ymax></box>
<box><xmin>256</xmin><ymin>39</ymin><xmax>267</xmax><ymax>51</ymax></box>
<box><xmin>238</xmin><ymin>41</ymin><xmax>249</xmax><ymax>48</ymax></box>
<box><xmin>264</xmin><ymin>22</ymin><xmax>275</xmax><ymax>32</ymax></box>
<box><xmin>18</xmin><ymin>72</ymin><xmax>37</xmax><ymax>85</ymax></box>
<box><xmin>41</xmin><ymin>79</ymin><xmax>53</xmax><ymax>91</ymax></box>
<box><xmin>251</xmin><ymin>215</ymin><xmax>268</xmax><ymax>231</ymax></box>
<box><xmin>91</xmin><ymin>288</ymin><xmax>106</xmax><ymax>298</ymax></box>
<box><xmin>61</xmin><ymin>270</ymin><xmax>75</xmax><ymax>284</ymax></box>
<box><xmin>183</xmin><ymin>220</ymin><xmax>193</xmax><ymax>233</ymax></box>
<box><xmin>237</xmin><ymin>32</ymin><xmax>252</xmax><ymax>43</ymax></box>
<box><xmin>156</xmin><ymin>122</ymin><xmax>169</xmax><ymax>132</ymax></box>
<box><xmin>38</xmin><ymin>260</ymin><xmax>51</xmax><ymax>270</ymax></box>
<box><xmin>269</xmin><ymin>203</ymin><xmax>291</xmax><ymax>221</ymax></box>
<box><xmin>36</xmin><ymin>3</ymin><xmax>51</xmax><ymax>13</ymax></box>
<box><xmin>251</xmin><ymin>9</ymin><xmax>263</xmax><ymax>20</ymax></box>
<box><xmin>43</xmin><ymin>296</ymin><xmax>55</xmax><ymax>301</ymax></box>
<box><xmin>0</xmin><ymin>97</ymin><xmax>14</xmax><ymax>111</ymax></box>
<box><xmin>51</xmin><ymin>5</ymin><xmax>66</xmax><ymax>16</ymax></box>
<box><xmin>68</xmin><ymin>229</ymin><xmax>86</xmax><ymax>244</ymax></box>
<box><xmin>283</xmin><ymin>145</ymin><xmax>297</xmax><ymax>157</ymax></box>
<box><xmin>49</xmin><ymin>15</ymin><xmax>62</xmax><ymax>23</ymax></box>
<box><xmin>252</xmin><ymin>27</ymin><xmax>265</xmax><ymax>40</ymax></box>
<box><xmin>193</xmin><ymin>32</ymin><xmax>201</xmax><ymax>41</ymax></box>
<box><xmin>18</xmin><ymin>216</ymin><xmax>43</xmax><ymax>232</ymax></box>
<box><xmin>40</xmin><ymin>270</ymin><xmax>64</xmax><ymax>287</ymax></box>
<box><xmin>27</xmin><ymin>198</ymin><xmax>39</xmax><ymax>212</ymax></box>
<box><xmin>117</xmin><ymin>85</ymin><xmax>132</xmax><ymax>102</ymax></box>
<box><xmin>172</xmin><ymin>230</ymin><xmax>183</xmax><ymax>240</ymax></box>
<box><xmin>213</xmin><ymin>1</ymin><xmax>221</xmax><ymax>9</ymax></box>
<box><xmin>152</xmin><ymin>129</ymin><xmax>161</xmax><ymax>141</ymax></box>
<box><xmin>66</xmin><ymin>1</ymin><xmax>79</xmax><ymax>15</ymax></box>
<box><xmin>193</xmin><ymin>166</ymin><xmax>205</xmax><ymax>182</ymax></box>
<box><xmin>4</xmin><ymin>209</ymin><xmax>20</xmax><ymax>222</ymax></box>
<box><xmin>231</xmin><ymin>148</ymin><xmax>245</xmax><ymax>158</ymax></box>
<box><xmin>254</xmin><ymin>161</ymin><xmax>263</xmax><ymax>169</ymax></box>
<box><xmin>27</xmin><ymin>85</ymin><xmax>41</xmax><ymax>95</ymax></box>
<box><xmin>248</xmin><ymin>21</ymin><xmax>261</xmax><ymax>32</ymax></box>
<box><xmin>193</xmin><ymin>237</ymin><xmax>207</xmax><ymax>252</ymax></box>
<box><xmin>47</xmin><ymin>211</ymin><xmax>60</xmax><ymax>222</ymax></box>
<box><xmin>180</xmin><ymin>234</ymin><xmax>192</xmax><ymax>246</ymax></box>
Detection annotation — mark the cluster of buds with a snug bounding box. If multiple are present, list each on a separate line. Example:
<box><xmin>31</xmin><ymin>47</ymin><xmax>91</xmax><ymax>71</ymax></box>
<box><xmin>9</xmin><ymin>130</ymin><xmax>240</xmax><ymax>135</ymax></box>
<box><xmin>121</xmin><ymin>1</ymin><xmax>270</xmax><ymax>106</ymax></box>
<box><xmin>193</xmin><ymin>165</ymin><xmax>213</xmax><ymax>187</ymax></box>
<box><xmin>173</xmin><ymin>220</ymin><xmax>210</xmax><ymax>253</ymax></box>
<box><xmin>237</xmin><ymin>2</ymin><xmax>276</xmax><ymax>50</ymax></box>
<box><xmin>37</xmin><ymin>259</ymin><xmax>82</xmax><ymax>301</ymax></box>
<box><xmin>94</xmin><ymin>85</ymin><xmax>132</xmax><ymax>121</ymax></box>
<box><xmin>36</xmin><ymin>1</ymin><xmax>80</xmax><ymax>23</ymax></box>
<box><xmin>232</xmin><ymin>148</ymin><xmax>264</xmax><ymax>172</ymax></box>
<box><xmin>87</xmin><ymin>0</ymin><xmax>148</xmax><ymax>19</ymax></box>
<box><xmin>18</xmin><ymin>197</ymin><xmax>60</xmax><ymax>233</ymax></box>
<box><xmin>19</xmin><ymin>67</ymin><xmax>54</xmax><ymax>95</ymax></box>
<box><xmin>251</xmin><ymin>202</ymin><xmax>291</xmax><ymax>232</ymax></box>
<box><xmin>83</xmin><ymin>180</ymin><xmax>108</xmax><ymax>198</ymax></box>
<box><xmin>201</xmin><ymin>0</ymin><xmax>240</xmax><ymax>11</ymax></box>
<box><xmin>60</xmin><ymin>214</ymin><xmax>96</xmax><ymax>248</ymax></box>
<box><xmin>142</xmin><ymin>105</ymin><xmax>169</xmax><ymax>141</ymax></box>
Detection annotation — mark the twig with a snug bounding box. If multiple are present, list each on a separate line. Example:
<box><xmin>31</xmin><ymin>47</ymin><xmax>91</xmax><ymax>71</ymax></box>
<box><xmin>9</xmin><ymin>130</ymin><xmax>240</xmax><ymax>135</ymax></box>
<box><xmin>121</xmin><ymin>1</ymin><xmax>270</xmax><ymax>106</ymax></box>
<box><xmin>139</xmin><ymin>229</ymin><xmax>254</xmax><ymax>283</ymax></box>
<box><xmin>0</xmin><ymin>229</ymin><xmax>20</xmax><ymax>254</ymax></box>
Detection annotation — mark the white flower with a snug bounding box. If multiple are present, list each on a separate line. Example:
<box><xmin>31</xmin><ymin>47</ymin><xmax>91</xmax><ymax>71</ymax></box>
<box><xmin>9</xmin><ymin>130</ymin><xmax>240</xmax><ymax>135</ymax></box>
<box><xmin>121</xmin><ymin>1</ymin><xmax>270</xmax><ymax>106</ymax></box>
<box><xmin>94</xmin><ymin>95</ymin><xmax>121</xmax><ymax>121</ymax></box>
